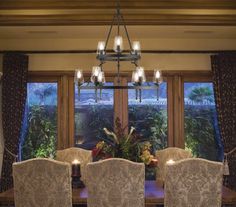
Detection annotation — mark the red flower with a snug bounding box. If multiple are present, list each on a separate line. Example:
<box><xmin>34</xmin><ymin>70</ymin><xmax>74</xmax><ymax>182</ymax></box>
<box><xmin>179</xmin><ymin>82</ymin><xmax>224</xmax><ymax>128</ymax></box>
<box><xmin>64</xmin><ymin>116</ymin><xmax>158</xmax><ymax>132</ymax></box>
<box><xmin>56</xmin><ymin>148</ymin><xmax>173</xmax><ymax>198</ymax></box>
<box><xmin>92</xmin><ymin>147</ymin><xmax>101</xmax><ymax>158</ymax></box>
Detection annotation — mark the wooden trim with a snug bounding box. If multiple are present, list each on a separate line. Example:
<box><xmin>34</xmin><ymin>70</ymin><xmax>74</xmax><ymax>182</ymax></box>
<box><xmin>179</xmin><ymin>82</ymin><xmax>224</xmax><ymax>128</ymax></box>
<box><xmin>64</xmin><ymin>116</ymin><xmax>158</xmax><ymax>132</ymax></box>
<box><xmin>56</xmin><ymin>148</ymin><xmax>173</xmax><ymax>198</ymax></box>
<box><xmin>68</xmin><ymin>76</ymin><xmax>75</xmax><ymax>147</ymax></box>
<box><xmin>57</xmin><ymin>75</ymin><xmax>70</xmax><ymax>149</ymax></box>
<box><xmin>1</xmin><ymin>1</ymin><xmax>236</xmax><ymax>10</ymax></box>
<box><xmin>167</xmin><ymin>76</ymin><xmax>174</xmax><ymax>147</ymax></box>
<box><xmin>114</xmin><ymin>77</ymin><xmax>128</xmax><ymax>134</ymax></box>
<box><xmin>173</xmin><ymin>75</ymin><xmax>184</xmax><ymax>148</ymax></box>
<box><xmin>28</xmin><ymin>70</ymin><xmax>212</xmax><ymax>77</ymax></box>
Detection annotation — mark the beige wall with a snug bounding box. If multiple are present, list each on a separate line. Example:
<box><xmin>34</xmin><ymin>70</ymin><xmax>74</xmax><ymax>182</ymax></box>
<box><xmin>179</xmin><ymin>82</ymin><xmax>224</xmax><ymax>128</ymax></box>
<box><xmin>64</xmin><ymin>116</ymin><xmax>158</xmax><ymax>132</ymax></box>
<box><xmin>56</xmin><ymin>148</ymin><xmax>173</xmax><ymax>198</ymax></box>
<box><xmin>0</xmin><ymin>37</ymin><xmax>236</xmax><ymax>72</ymax></box>
<box><xmin>28</xmin><ymin>53</ymin><xmax>211</xmax><ymax>71</ymax></box>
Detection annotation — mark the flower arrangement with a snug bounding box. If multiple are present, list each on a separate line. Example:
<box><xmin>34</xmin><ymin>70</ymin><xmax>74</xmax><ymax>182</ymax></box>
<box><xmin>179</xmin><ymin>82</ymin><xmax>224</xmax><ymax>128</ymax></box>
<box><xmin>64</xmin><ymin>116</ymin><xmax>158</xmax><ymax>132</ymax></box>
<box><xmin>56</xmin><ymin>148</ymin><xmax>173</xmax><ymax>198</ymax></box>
<box><xmin>92</xmin><ymin>118</ymin><xmax>158</xmax><ymax>166</ymax></box>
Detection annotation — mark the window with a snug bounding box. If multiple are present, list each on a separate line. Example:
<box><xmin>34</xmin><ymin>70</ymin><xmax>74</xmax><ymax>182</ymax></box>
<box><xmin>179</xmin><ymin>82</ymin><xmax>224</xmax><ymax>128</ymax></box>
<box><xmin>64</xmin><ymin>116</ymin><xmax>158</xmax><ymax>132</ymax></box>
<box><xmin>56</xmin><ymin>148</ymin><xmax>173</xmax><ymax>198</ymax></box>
<box><xmin>128</xmin><ymin>82</ymin><xmax>168</xmax><ymax>152</ymax></box>
<box><xmin>184</xmin><ymin>82</ymin><xmax>223</xmax><ymax>161</ymax></box>
<box><xmin>74</xmin><ymin>83</ymin><xmax>114</xmax><ymax>149</ymax></box>
<box><xmin>20</xmin><ymin>83</ymin><xmax>58</xmax><ymax>160</ymax></box>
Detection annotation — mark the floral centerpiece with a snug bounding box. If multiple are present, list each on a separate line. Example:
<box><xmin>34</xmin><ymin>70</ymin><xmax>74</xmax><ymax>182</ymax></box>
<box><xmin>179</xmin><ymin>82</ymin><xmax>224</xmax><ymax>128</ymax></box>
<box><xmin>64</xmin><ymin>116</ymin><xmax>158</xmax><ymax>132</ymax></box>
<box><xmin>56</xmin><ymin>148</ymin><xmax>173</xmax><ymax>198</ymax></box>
<box><xmin>92</xmin><ymin>118</ymin><xmax>158</xmax><ymax>167</ymax></box>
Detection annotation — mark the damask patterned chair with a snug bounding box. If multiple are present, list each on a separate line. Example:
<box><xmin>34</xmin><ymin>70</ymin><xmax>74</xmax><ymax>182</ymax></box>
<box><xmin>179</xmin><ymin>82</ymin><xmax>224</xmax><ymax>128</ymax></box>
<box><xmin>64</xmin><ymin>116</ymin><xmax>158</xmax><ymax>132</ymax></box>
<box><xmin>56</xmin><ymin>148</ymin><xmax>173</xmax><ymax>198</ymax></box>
<box><xmin>164</xmin><ymin>158</ymin><xmax>223</xmax><ymax>207</ymax></box>
<box><xmin>56</xmin><ymin>147</ymin><xmax>92</xmax><ymax>183</ymax></box>
<box><xmin>13</xmin><ymin>158</ymin><xmax>72</xmax><ymax>207</ymax></box>
<box><xmin>86</xmin><ymin>158</ymin><xmax>145</xmax><ymax>207</ymax></box>
<box><xmin>155</xmin><ymin>147</ymin><xmax>192</xmax><ymax>185</ymax></box>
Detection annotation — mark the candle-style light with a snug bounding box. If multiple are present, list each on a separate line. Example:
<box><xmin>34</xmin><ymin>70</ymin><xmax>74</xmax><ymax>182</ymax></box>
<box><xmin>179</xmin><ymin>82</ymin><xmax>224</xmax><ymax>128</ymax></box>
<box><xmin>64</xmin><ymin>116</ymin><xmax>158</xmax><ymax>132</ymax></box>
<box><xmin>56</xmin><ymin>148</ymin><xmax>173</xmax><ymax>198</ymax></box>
<box><xmin>132</xmin><ymin>41</ymin><xmax>141</xmax><ymax>55</ymax></box>
<box><xmin>153</xmin><ymin>70</ymin><xmax>162</xmax><ymax>101</ymax></box>
<box><xmin>72</xmin><ymin>159</ymin><xmax>81</xmax><ymax>177</ymax></box>
<box><xmin>74</xmin><ymin>69</ymin><xmax>84</xmax><ymax>101</ymax></box>
<box><xmin>97</xmin><ymin>41</ymin><xmax>105</xmax><ymax>55</ymax></box>
<box><xmin>166</xmin><ymin>159</ymin><xmax>175</xmax><ymax>165</ymax></box>
<box><xmin>113</xmin><ymin>35</ymin><xmax>123</xmax><ymax>52</ymax></box>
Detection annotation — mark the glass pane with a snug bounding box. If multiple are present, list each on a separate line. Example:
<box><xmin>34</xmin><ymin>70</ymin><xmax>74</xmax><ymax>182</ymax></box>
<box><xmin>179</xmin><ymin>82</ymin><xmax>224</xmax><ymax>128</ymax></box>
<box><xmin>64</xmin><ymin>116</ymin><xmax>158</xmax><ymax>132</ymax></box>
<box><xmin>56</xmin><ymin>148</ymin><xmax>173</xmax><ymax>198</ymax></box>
<box><xmin>128</xmin><ymin>82</ymin><xmax>168</xmax><ymax>152</ymax></box>
<box><xmin>184</xmin><ymin>82</ymin><xmax>223</xmax><ymax>161</ymax></box>
<box><xmin>74</xmin><ymin>83</ymin><xmax>114</xmax><ymax>149</ymax></box>
<box><xmin>21</xmin><ymin>83</ymin><xmax>58</xmax><ymax>160</ymax></box>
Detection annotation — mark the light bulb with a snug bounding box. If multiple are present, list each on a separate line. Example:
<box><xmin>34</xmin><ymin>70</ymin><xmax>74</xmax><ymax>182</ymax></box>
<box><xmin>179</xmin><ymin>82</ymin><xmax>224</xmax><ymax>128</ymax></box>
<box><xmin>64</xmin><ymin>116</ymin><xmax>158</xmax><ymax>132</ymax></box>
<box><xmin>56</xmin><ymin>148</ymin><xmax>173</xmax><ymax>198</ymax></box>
<box><xmin>97</xmin><ymin>71</ymin><xmax>105</xmax><ymax>83</ymax></box>
<box><xmin>113</xmin><ymin>36</ymin><xmax>123</xmax><ymax>52</ymax></box>
<box><xmin>97</xmin><ymin>41</ymin><xmax>105</xmax><ymax>54</ymax></box>
<box><xmin>155</xmin><ymin>70</ymin><xmax>161</xmax><ymax>79</ymax></box>
<box><xmin>132</xmin><ymin>41</ymin><xmax>141</xmax><ymax>52</ymax></box>
<box><xmin>74</xmin><ymin>69</ymin><xmax>84</xmax><ymax>85</ymax></box>
<box><xmin>77</xmin><ymin>70</ymin><xmax>82</xmax><ymax>79</ymax></box>
<box><xmin>92</xmin><ymin>66</ymin><xmax>101</xmax><ymax>77</ymax></box>
<box><xmin>98</xmin><ymin>72</ymin><xmax>103</xmax><ymax>82</ymax></box>
<box><xmin>136</xmin><ymin>67</ymin><xmax>144</xmax><ymax>77</ymax></box>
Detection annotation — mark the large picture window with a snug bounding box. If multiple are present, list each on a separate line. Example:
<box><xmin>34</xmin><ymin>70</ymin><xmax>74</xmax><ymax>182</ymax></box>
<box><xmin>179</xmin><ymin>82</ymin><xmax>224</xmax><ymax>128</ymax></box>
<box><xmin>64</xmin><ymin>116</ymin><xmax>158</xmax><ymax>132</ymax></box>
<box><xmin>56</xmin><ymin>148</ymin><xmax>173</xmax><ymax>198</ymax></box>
<box><xmin>74</xmin><ymin>83</ymin><xmax>114</xmax><ymax>149</ymax></box>
<box><xmin>21</xmin><ymin>82</ymin><xmax>58</xmax><ymax>160</ymax></box>
<box><xmin>128</xmin><ymin>82</ymin><xmax>168</xmax><ymax>153</ymax></box>
<box><xmin>184</xmin><ymin>82</ymin><xmax>223</xmax><ymax>161</ymax></box>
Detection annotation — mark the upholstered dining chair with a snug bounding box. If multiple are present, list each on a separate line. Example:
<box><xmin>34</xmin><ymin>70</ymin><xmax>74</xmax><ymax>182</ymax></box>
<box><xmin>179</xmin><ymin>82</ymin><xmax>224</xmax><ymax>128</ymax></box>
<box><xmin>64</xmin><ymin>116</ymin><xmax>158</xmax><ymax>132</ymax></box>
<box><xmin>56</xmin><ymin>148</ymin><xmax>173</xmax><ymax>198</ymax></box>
<box><xmin>164</xmin><ymin>158</ymin><xmax>223</xmax><ymax>207</ymax></box>
<box><xmin>86</xmin><ymin>158</ymin><xmax>145</xmax><ymax>207</ymax></box>
<box><xmin>55</xmin><ymin>147</ymin><xmax>92</xmax><ymax>183</ymax></box>
<box><xmin>13</xmin><ymin>158</ymin><xmax>72</xmax><ymax>207</ymax></box>
<box><xmin>155</xmin><ymin>147</ymin><xmax>192</xmax><ymax>185</ymax></box>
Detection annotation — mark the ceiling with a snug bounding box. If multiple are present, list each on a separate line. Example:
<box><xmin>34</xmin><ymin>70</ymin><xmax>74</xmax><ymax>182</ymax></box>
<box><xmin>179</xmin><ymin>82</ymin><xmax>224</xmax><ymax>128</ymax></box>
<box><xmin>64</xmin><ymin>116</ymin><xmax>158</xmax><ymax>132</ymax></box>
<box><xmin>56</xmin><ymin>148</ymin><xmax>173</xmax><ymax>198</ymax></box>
<box><xmin>0</xmin><ymin>25</ymin><xmax>236</xmax><ymax>40</ymax></box>
<box><xmin>0</xmin><ymin>0</ymin><xmax>236</xmax><ymax>26</ymax></box>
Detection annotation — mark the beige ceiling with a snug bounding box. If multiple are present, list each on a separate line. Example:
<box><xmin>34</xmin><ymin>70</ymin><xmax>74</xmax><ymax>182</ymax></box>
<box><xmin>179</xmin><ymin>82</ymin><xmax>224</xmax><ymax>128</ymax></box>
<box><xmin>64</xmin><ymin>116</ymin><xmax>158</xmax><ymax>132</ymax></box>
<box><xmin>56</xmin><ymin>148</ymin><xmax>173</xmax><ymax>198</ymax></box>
<box><xmin>0</xmin><ymin>25</ymin><xmax>236</xmax><ymax>39</ymax></box>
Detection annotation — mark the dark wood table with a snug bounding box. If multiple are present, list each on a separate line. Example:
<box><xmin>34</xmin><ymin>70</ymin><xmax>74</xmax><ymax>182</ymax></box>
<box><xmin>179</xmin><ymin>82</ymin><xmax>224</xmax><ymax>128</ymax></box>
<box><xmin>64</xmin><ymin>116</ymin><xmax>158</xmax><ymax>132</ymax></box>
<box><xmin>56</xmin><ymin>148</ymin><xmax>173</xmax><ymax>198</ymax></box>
<box><xmin>0</xmin><ymin>181</ymin><xmax>236</xmax><ymax>205</ymax></box>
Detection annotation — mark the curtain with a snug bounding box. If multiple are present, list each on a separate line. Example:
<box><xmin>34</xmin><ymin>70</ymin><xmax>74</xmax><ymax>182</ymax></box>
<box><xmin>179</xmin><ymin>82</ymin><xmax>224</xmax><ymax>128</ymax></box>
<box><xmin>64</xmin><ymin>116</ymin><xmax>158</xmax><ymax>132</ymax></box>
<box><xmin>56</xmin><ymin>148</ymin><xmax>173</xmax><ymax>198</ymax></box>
<box><xmin>0</xmin><ymin>83</ymin><xmax>4</xmax><ymax>178</ymax></box>
<box><xmin>211</xmin><ymin>52</ymin><xmax>236</xmax><ymax>190</ymax></box>
<box><xmin>0</xmin><ymin>53</ymin><xmax>28</xmax><ymax>192</ymax></box>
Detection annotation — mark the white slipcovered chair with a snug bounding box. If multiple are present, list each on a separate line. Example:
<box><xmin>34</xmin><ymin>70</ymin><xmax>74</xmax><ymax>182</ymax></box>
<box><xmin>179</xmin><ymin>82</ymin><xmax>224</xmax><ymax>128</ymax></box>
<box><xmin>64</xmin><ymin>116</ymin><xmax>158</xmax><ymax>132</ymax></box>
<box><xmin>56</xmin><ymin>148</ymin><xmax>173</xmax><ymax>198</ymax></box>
<box><xmin>13</xmin><ymin>158</ymin><xmax>72</xmax><ymax>207</ymax></box>
<box><xmin>164</xmin><ymin>158</ymin><xmax>223</xmax><ymax>207</ymax></box>
<box><xmin>156</xmin><ymin>147</ymin><xmax>192</xmax><ymax>185</ymax></box>
<box><xmin>86</xmin><ymin>158</ymin><xmax>145</xmax><ymax>207</ymax></box>
<box><xmin>55</xmin><ymin>147</ymin><xmax>92</xmax><ymax>183</ymax></box>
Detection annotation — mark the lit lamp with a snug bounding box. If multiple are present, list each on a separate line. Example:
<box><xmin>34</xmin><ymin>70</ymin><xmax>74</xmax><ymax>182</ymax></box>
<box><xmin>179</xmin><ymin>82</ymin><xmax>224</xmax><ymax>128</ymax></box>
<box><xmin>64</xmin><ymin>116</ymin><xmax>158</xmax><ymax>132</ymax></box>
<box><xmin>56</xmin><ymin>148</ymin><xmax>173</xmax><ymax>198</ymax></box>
<box><xmin>74</xmin><ymin>69</ymin><xmax>84</xmax><ymax>100</ymax></box>
<box><xmin>113</xmin><ymin>35</ymin><xmax>123</xmax><ymax>52</ymax></box>
<box><xmin>132</xmin><ymin>41</ymin><xmax>141</xmax><ymax>55</ymax></box>
<box><xmin>72</xmin><ymin>159</ymin><xmax>84</xmax><ymax>188</ymax></box>
<box><xmin>97</xmin><ymin>41</ymin><xmax>105</xmax><ymax>55</ymax></box>
<box><xmin>91</xmin><ymin>66</ymin><xmax>105</xmax><ymax>102</ymax></box>
<box><xmin>132</xmin><ymin>67</ymin><xmax>146</xmax><ymax>102</ymax></box>
<box><xmin>72</xmin><ymin>159</ymin><xmax>81</xmax><ymax>177</ymax></box>
<box><xmin>153</xmin><ymin>70</ymin><xmax>163</xmax><ymax>100</ymax></box>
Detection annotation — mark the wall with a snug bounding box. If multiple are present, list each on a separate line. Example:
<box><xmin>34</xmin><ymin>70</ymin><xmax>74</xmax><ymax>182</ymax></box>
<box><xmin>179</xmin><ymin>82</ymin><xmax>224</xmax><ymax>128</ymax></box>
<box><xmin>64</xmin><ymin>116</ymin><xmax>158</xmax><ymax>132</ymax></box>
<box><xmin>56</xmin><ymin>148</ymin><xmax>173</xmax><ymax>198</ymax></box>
<box><xmin>0</xmin><ymin>37</ymin><xmax>236</xmax><ymax>72</ymax></box>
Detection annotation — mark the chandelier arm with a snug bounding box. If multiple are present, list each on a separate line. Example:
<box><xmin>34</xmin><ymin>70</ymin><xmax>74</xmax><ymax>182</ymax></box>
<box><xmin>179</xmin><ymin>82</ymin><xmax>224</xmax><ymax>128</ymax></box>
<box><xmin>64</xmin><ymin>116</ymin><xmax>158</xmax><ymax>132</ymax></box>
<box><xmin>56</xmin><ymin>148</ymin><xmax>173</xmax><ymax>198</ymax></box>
<box><xmin>104</xmin><ymin>14</ymin><xmax>117</xmax><ymax>51</ymax></box>
<box><xmin>120</xmin><ymin>14</ymin><xmax>133</xmax><ymax>51</ymax></box>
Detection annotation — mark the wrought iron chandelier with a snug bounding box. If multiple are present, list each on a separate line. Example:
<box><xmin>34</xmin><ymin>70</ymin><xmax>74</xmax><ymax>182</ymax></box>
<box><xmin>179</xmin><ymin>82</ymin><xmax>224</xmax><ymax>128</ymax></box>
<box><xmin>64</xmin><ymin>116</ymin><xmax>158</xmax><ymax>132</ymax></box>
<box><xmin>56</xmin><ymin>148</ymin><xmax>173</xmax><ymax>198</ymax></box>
<box><xmin>74</xmin><ymin>2</ymin><xmax>162</xmax><ymax>102</ymax></box>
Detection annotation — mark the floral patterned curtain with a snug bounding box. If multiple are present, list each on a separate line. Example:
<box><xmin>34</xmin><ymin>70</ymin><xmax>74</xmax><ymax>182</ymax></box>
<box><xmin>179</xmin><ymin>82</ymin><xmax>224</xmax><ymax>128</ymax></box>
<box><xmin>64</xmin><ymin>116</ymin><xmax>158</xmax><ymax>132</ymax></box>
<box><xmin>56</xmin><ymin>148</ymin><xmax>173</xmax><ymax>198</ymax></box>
<box><xmin>211</xmin><ymin>52</ymin><xmax>236</xmax><ymax>190</ymax></box>
<box><xmin>0</xmin><ymin>53</ymin><xmax>28</xmax><ymax>192</ymax></box>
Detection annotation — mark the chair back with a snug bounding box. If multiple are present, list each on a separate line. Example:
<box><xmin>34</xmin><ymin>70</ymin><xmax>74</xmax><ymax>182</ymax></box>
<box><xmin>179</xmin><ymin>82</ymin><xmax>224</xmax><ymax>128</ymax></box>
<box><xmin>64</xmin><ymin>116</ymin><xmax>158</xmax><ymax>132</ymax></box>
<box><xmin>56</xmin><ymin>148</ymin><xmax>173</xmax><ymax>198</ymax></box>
<box><xmin>164</xmin><ymin>158</ymin><xmax>223</xmax><ymax>207</ymax></box>
<box><xmin>56</xmin><ymin>147</ymin><xmax>92</xmax><ymax>182</ymax></box>
<box><xmin>87</xmin><ymin>158</ymin><xmax>145</xmax><ymax>207</ymax></box>
<box><xmin>13</xmin><ymin>158</ymin><xmax>72</xmax><ymax>207</ymax></box>
<box><xmin>156</xmin><ymin>147</ymin><xmax>192</xmax><ymax>184</ymax></box>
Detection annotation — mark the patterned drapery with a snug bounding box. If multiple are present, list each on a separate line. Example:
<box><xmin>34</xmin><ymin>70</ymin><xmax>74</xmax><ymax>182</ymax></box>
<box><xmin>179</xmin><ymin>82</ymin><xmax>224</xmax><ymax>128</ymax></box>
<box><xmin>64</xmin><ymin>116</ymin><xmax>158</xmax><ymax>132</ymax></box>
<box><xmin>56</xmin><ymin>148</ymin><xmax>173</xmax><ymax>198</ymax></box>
<box><xmin>211</xmin><ymin>52</ymin><xmax>236</xmax><ymax>190</ymax></box>
<box><xmin>0</xmin><ymin>53</ymin><xmax>28</xmax><ymax>192</ymax></box>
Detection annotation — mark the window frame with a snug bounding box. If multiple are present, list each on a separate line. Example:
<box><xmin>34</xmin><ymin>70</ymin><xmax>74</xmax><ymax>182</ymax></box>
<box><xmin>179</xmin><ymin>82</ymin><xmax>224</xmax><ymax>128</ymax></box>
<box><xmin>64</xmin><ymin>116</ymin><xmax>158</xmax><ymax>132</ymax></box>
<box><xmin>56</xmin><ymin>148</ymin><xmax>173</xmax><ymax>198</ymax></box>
<box><xmin>27</xmin><ymin>70</ymin><xmax>213</xmax><ymax>152</ymax></box>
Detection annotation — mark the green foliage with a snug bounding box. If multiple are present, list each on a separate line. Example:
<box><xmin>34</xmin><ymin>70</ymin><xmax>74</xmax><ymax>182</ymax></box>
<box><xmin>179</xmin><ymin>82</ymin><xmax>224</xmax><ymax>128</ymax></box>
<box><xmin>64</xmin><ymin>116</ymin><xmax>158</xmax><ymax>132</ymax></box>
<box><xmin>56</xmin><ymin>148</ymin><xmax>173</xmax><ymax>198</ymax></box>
<box><xmin>74</xmin><ymin>105</ymin><xmax>113</xmax><ymax>144</ymax></box>
<box><xmin>129</xmin><ymin>105</ymin><xmax>167</xmax><ymax>153</ymax></box>
<box><xmin>185</xmin><ymin>86</ymin><xmax>219</xmax><ymax>161</ymax></box>
<box><xmin>22</xmin><ymin>105</ymin><xmax>57</xmax><ymax>160</ymax></box>
<box><xmin>188</xmin><ymin>87</ymin><xmax>214</xmax><ymax>103</ymax></box>
<box><xmin>184</xmin><ymin>106</ymin><xmax>218</xmax><ymax>160</ymax></box>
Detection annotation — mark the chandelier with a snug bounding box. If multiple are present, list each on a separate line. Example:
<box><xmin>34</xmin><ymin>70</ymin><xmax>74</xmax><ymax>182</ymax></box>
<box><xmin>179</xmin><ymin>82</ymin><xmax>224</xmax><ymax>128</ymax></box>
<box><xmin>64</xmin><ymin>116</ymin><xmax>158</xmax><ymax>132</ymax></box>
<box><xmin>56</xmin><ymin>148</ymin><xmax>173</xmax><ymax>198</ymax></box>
<box><xmin>74</xmin><ymin>2</ymin><xmax>162</xmax><ymax>102</ymax></box>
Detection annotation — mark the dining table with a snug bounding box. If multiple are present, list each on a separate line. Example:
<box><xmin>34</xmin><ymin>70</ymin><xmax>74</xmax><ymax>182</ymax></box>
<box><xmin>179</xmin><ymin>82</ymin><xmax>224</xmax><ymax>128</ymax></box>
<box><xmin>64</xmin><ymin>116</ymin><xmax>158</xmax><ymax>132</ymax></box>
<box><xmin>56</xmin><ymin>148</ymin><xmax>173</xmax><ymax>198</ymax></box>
<box><xmin>0</xmin><ymin>181</ymin><xmax>236</xmax><ymax>206</ymax></box>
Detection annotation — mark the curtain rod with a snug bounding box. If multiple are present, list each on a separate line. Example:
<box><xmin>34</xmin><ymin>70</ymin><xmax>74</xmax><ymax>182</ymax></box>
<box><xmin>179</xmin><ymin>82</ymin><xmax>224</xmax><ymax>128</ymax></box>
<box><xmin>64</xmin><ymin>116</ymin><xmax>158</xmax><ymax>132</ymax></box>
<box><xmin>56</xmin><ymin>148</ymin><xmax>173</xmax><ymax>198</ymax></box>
<box><xmin>0</xmin><ymin>50</ymin><xmax>235</xmax><ymax>54</ymax></box>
